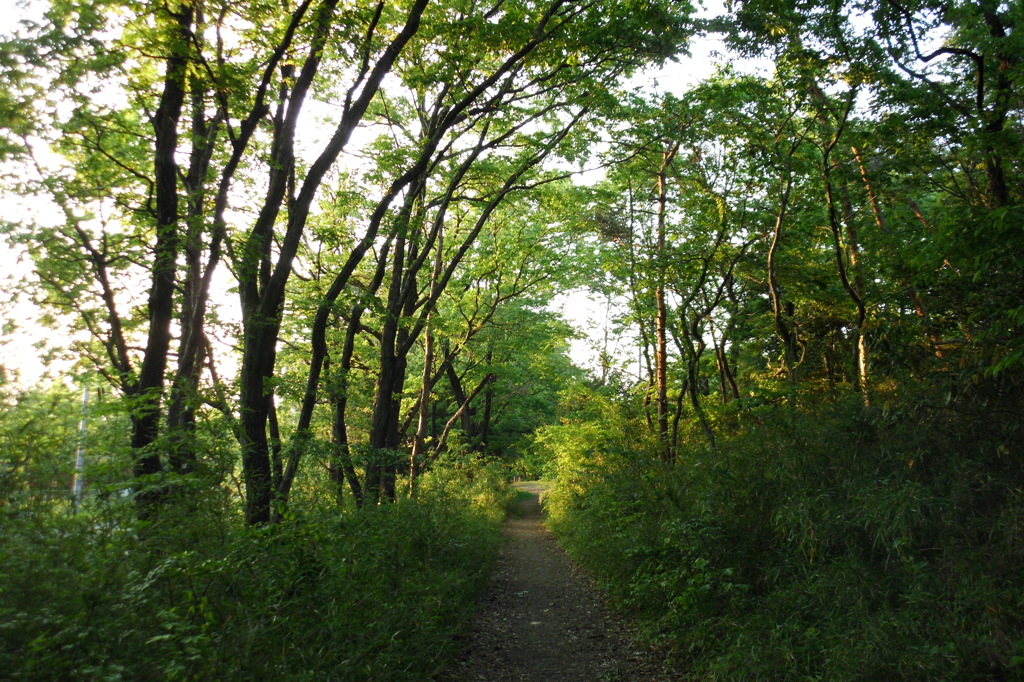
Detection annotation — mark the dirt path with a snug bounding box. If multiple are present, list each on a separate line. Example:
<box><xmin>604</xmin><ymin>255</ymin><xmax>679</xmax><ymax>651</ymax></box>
<box><xmin>444</xmin><ymin>482</ymin><xmax>671</xmax><ymax>681</ymax></box>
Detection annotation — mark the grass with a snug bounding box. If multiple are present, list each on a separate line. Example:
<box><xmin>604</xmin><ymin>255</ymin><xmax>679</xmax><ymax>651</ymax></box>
<box><xmin>0</xmin><ymin>464</ymin><xmax>511</xmax><ymax>681</ymax></box>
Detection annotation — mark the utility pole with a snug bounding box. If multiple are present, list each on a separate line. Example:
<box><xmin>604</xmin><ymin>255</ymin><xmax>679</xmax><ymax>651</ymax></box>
<box><xmin>72</xmin><ymin>384</ymin><xmax>89</xmax><ymax>511</ymax></box>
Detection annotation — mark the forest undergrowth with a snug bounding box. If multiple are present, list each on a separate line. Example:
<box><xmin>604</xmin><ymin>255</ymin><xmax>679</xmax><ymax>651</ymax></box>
<box><xmin>0</xmin><ymin>434</ymin><xmax>512</xmax><ymax>681</ymax></box>
<box><xmin>540</xmin><ymin>378</ymin><xmax>1024</xmax><ymax>680</ymax></box>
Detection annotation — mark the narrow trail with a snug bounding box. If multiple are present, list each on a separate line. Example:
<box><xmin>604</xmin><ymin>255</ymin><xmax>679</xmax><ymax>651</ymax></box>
<box><xmin>445</xmin><ymin>482</ymin><xmax>671</xmax><ymax>681</ymax></box>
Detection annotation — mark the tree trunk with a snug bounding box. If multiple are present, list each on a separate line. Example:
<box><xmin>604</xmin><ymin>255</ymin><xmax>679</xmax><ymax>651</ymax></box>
<box><xmin>677</xmin><ymin>316</ymin><xmax>716</xmax><ymax>451</ymax></box>
<box><xmin>433</xmin><ymin>375</ymin><xmax>495</xmax><ymax>457</ymax></box>
<box><xmin>367</xmin><ymin>228</ymin><xmax>410</xmax><ymax>503</ymax></box>
<box><xmin>409</xmin><ymin>327</ymin><xmax>435</xmax><ymax>495</ymax></box>
<box><xmin>839</xmin><ymin>187</ymin><xmax>869</xmax><ymax>397</ymax></box>
<box><xmin>822</xmin><ymin>128</ymin><xmax>869</xmax><ymax>403</ymax></box>
<box><xmin>654</xmin><ymin>148</ymin><xmax>677</xmax><ymax>460</ymax></box>
<box><xmin>852</xmin><ymin>146</ymin><xmax>943</xmax><ymax>357</ymax></box>
<box><xmin>132</xmin><ymin>2</ymin><xmax>194</xmax><ymax>516</ymax></box>
<box><xmin>165</xmin><ymin>48</ymin><xmax>220</xmax><ymax>477</ymax></box>
<box><xmin>446</xmin><ymin>360</ymin><xmax>479</xmax><ymax>447</ymax></box>
<box><xmin>410</xmin><ymin>226</ymin><xmax>443</xmax><ymax>495</ymax></box>
<box><xmin>330</xmin><ymin>381</ymin><xmax>363</xmax><ymax>508</ymax></box>
<box><xmin>713</xmin><ymin>333</ymin><xmax>740</xmax><ymax>404</ymax></box>
<box><xmin>767</xmin><ymin>172</ymin><xmax>801</xmax><ymax>397</ymax></box>
<box><xmin>480</xmin><ymin>344</ymin><xmax>494</xmax><ymax>453</ymax></box>
<box><xmin>332</xmin><ymin>308</ymin><xmax>368</xmax><ymax>508</ymax></box>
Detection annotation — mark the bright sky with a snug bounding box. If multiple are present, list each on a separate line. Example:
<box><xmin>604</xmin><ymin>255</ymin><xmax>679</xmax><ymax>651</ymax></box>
<box><xmin>0</xmin><ymin>196</ymin><xmax>69</xmax><ymax>386</ymax></box>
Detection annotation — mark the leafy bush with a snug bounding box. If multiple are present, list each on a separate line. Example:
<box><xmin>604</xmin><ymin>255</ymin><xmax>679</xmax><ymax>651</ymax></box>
<box><xmin>0</xmin><ymin>446</ymin><xmax>505</xmax><ymax>680</ymax></box>
<box><xmin>541</xmin><ymin>385</ymin><xmax>1024</xmax><ymax>680</ymax></box>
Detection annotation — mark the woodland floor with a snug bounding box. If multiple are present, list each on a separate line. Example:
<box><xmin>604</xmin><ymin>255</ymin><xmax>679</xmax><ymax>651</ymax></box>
<box><xmin>443</xmin><ymin>482</ymin><xmax>674</xmax><ymax>681</ymax></box>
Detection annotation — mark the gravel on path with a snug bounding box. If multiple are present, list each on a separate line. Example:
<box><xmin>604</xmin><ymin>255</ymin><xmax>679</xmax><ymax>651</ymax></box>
<box><xmin>443</xmin><ymin>482</ymin><xmax>674</xmax><ymax>681</ymax></box>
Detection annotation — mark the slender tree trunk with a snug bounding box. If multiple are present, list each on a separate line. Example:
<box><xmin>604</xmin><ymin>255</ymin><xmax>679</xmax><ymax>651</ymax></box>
<box><xmin>839</xmin><ymin>187</ymin><xmax>869</xmax><ymax>397</ymax></box>
<box><xmin>331</xmin><ymin>307</ymin><xmax>367</xmax><ymax>508</ymax></box>
<box><xmin>410</xmin><ymin>226</ymin><xmax>443</xmax><ymax>495</ymax></box>
<box><xmin>654</xmin><ymin>148</ymin><xmax>677</xmax><ymax>460</ymax></box>
<box><xmin>980</xmin><ymin>9</ymin><xmax>1012</xmax><ymax>208</ymax></box>
<box><xmin>368</xmin><ymin>228</ymin><xmax>409</xmax><ymax>503</ymax></box>
<box><xmin>852</xmin><ymin>147</ymin><xmax>944</xmax><ymax>357</ymax></box>
<box><xmin>720</xmin><ymin>276</ymin><xmax>744</xmax><ymax>402</ymax></box>
<box><xmin>624</xmin><ymin>184</ymin><xmax>655</xmax><ymax>428</ymax></box>
<box><xmin>330</xmin><ymin>384</ymin><xmax>363</xmax><ymax>508</ymax></box>
<box><xmin>670</xmin><ymin>380</ymin><xmax>685</xmax><ymax>453</ymax></box>
<box><xmin>445</xmin><ymin>353</ymin><xmax>479</xmax><ymax>446</ymax></box>
<box><xmin>165</xmin><ymin>48</ymin><xmax>220</xmax><ymax>477</ymax></box>
<box><xmin>678</xmin><ymin>317</ymin><xmax>716</xmax><ymax>451</ymax></box>
<box><xmin>822</xmin><ymin>134</ymin><xmax>869</xmax><ymax>403</ymax></box>
<box><xmin>712</xmin><ymin>332</ymin><xmax>740</xmax><ymax>404</ymax></box>
<box><xmin>268</xmin><ymin>397</ymin><xmax>283</xmax><ymax>490</ymax></box>
<box><xmin>433</xmin><ymin>375</ymin><xmax>494</xmax><ymax>457</ymax></box>
<box><xmin>238</xmin><ymin>330</ymin><xmax>278</xmax><ymax>524</ymax></box>
<box><xmin>132</xmin><ymin>2</ymin><xmax>194</xmax><ymax>515</ymax></box>
<box><xmin>480</xmin><ymin>344</ymin><xmax>494</xmax><ymax>453</ymax></box>
<box><xmin>767</xmin><ymin>172</ymin><xmax>801</xmax><ymax>397</ymax></box>
<box><xmin>409</xmin><ymin>328</ymin><xmax>435</xmax><ymax>496</ymax></box>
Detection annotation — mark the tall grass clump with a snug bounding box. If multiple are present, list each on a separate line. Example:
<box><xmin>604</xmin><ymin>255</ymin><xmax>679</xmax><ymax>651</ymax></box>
<box><xmin>0</xmin><ymin>387</ymin><xmax>508</xmax><ymax>681</ymax></box>
<box><xmin>1</xmin><ymin>488</ymin><xmax>503</xmax><ymax>680</ymax></box>
<box><xmin>540</xmin><ymin>381</ymin><xmax>1024</xmax><ymax>680</ymax></box>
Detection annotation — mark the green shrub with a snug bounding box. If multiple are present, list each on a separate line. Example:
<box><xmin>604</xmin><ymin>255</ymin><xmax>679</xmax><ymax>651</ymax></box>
<box><xmin>0</xmin><ymin>464</ymin><xmax>505</xmax><ymax>680</ymax></box>
<box><xmin>542</xmin><ymin>387</ymin><xmax>1024</xmax><ymax>680</ymax></box>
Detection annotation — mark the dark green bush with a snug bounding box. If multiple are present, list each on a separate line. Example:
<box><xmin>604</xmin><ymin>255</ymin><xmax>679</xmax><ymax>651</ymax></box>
<box><xmin>0</xmin><ymin>463</ymin><xmax>505</xmax><ymax>680</ymax></box>
<box><xmin>542</xmin><ymin>386</ymin><xmax>1024</xmax><ymax>680</ymax></box>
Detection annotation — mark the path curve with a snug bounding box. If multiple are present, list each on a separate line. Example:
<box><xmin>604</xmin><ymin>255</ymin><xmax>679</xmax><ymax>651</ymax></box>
<box><xmin>444</xmin><ymin>482</ymin><xmax>671</xmax><ymax>681</ymax></box>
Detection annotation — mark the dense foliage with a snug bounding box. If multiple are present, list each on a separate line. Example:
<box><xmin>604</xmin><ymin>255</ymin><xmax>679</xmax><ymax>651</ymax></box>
<box><xmin>542</xmin><ymin>384</ymin><xmax>1024</xmax><ymax>679</ymax></box>
<box><xmin>0</xmin><ymin>383</ymin><xmax>512</xmax><ymax>680</ymax></box>
<box><xmin>534</xmin><ymin>0</ymin><xmax>1024</xmax><ymax>678</ymax></box>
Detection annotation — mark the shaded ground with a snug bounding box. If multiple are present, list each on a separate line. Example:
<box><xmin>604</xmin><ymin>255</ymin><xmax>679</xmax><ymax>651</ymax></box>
<box><xmin>444</xmin><ymin>482</ymin><xmax>673</xmax><ymax>681</ymax></box>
